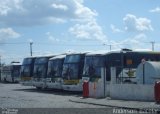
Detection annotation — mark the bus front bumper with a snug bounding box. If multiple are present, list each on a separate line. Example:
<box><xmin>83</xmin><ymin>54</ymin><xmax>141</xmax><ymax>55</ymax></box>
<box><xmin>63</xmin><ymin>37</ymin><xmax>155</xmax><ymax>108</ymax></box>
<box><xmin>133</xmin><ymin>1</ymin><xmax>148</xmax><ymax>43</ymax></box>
<box><xmin>20</xmin><ymin>81</ymin><xmax>33</xmax><ymax>86</ymax></box>
<box><xmin>62</xmin><ymin>84</ymin><xmax>82</xmax><ymax>92</ymax></box>
<box><xmin>32</xmin><ymin>81</ymin><xmax>45</xmax><ymax>88</ymax></box>
<box><xmin>46</xmin><ymin>82</ymin><xmax>62</xmax><ymax>89</ymax></box>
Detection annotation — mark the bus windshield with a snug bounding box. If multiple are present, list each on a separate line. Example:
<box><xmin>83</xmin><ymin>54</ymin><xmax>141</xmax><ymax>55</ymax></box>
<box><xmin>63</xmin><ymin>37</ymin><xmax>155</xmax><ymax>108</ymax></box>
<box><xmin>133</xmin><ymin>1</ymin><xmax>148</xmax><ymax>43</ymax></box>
<box><xmin>35</xmin><ymin>58</ymin><xmax>48</xmax><ymax>64</ymax></box>
<box><xmin>13</xmin><ymin>69</ymin><xmax>20</xmax><ymax>77</ymax></box>
<box><xmin>62</xmin><ymin>64</ymin><xmax>79</xmax><ymax>79</ymax></box>
<box><xmin>20</xmin><ymin>66</ymin><xmax>30</xmax><ymax>77</ymax></box>
<box><xmin>12</xmin><ymin>66</ymin><xmax>21</xmax><ymax>77</ymax></box>
<box><xmin>33</xmin><ymin>64</ymin><xmax>47</xmax><ymax>78</ymax></box>
<box><xmin>47</xmin><ymin>59</ymin><xmax>63</xmax><ymax>78</ymax></box>
<box><xmin>23</xmin><ymin>58</ymin><xmax>33</xmax><ymax>65</ymax></box>
<box><xmin>83</xmin><ymin>56</ymin><xmax>106</xmax><ymax>78</ymax></box>
<box><xmin>64</xmin><ymin>54</ymin><xmax>81</xmax><ymax>63</ymax></box>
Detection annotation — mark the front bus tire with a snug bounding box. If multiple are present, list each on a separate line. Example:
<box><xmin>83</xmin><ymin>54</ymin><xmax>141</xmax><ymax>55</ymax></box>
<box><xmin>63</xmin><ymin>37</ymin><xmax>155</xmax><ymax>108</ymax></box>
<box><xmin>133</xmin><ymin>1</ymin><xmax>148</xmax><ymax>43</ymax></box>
<box><xmin>36</xmin><ymin>87</ymin><xmax>42</xmax><ymax>90</ymax></box>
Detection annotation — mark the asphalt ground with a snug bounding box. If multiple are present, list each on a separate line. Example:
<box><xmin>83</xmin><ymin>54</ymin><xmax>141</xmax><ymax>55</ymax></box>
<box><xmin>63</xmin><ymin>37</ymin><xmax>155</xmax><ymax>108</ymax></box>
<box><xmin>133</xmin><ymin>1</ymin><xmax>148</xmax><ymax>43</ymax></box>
<box><xmin>0</xmin><ymin>83</ymin><xmax>111</xmax><ymax>114</ymax></box>
<box><xmin>0</xmin><ymin>83</ymin><xmax>159</xmax><ymax>114</ymax></box>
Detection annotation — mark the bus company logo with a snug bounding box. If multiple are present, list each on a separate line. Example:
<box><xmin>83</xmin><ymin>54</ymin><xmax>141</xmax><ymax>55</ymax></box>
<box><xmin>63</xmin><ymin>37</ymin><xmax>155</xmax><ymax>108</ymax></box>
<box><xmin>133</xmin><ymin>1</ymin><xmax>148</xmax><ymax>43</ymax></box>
<box><xmin>2</xmin><ymin>108</ymin><xmax>18</xmax><ymax>114</ymax></box>
<box><xmin>141</xmin><ymin>58</ymin><xmax>146</xmax><ymax>64</ymax></box>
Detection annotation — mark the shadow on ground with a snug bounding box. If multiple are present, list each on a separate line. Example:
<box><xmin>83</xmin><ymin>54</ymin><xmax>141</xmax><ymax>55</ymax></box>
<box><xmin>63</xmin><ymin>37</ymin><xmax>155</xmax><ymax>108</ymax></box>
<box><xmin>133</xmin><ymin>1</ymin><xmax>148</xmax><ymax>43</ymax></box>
<box><xmin>12</xmin><ymin>87</ymin><xmax>82</xmax><ymax>97</ymax></box>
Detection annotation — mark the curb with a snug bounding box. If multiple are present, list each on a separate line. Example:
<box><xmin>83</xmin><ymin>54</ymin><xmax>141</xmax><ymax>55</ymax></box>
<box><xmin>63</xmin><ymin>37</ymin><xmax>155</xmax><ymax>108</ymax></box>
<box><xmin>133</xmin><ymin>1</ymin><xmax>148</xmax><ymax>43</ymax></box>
<box><xmin>69</xmin><ymin>99</ymin><xmax>160</xmax><ymax>112</ymax></box>
<box><xmin>69</xmin><ymin>99</ymin><xmax>140</xmax><ymax>110</ymax></box>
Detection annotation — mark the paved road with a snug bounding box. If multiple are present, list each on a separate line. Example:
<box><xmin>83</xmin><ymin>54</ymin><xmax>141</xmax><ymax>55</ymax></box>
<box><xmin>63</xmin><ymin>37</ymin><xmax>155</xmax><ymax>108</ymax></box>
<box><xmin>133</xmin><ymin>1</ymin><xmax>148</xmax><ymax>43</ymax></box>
<box><xmin>0</xmin><ymin>83</ymin><xmax>108</xmax><ymax>108</ymax></box>
<box><xmin>0</xmin><ymin>83</ymin><xmax>113</xmax><ymax>114</ymax></box>
<box><xmin>0</xmin><ymin>83</ymin><xmax>158</xmax><ymax>114</ymax></box>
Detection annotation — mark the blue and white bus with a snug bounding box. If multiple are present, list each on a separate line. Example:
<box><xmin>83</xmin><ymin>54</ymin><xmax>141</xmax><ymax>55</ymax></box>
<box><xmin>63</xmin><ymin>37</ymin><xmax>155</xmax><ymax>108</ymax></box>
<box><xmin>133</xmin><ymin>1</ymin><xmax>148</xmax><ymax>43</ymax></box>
<box><xmin>62</xmin><ymin>52</ymin><xmax>87</xmax><ymax>91</ymax></box>
<box><xmin>32</xmin><ymin>55</ymin><xmax>55</xmax><ymax>89</ymax></box>
<box><xmin>83</xmin><ymin>49</ymin><xmax>160</xmax><ymax>84</ymax></box>
<box><xmin>45</xmin><ymin>55</ymin><xmax>66</xmax><ymax>89</ymax></box>
<box><xmin>82</xmin><ymin>51</ymin><xmax>109</xmax><ymax>82</ymax></box>
<box><xmin>20</xmin><ymin>57</ymin><xmax>36</xmax><ymax>86</ymax></box>
<box><xmin>1</xmin><ymin>62</ymin><xmax>21</xmax><ymax>83</ymax></box>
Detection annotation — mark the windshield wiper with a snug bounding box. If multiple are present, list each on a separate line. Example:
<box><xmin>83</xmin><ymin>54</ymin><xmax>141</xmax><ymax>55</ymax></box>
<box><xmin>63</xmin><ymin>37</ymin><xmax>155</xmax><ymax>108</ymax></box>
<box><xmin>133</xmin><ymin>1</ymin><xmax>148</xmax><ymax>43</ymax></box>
<box><xmin>63</xmin><ymin>67</ymin><xmax>73</xmax><ymax>79</ymax></box>
<box><xmin>88</xmin><ymin>65</ymin><xmax>95</xmax><ymax>76</ymax></box>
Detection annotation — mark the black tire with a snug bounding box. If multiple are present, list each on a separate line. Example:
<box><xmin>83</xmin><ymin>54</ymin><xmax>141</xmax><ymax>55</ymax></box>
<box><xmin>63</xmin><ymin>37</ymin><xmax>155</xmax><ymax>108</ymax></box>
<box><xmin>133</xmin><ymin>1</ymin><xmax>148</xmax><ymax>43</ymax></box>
<box><xmin>4</xmin><ymin>78</ymin><xmax>7</xmax><ymax>83</ymax></box>
<box><xmin>36</xmin><ymin>87</ymin><xmax>42</xmax><ymax>90</ymax></box>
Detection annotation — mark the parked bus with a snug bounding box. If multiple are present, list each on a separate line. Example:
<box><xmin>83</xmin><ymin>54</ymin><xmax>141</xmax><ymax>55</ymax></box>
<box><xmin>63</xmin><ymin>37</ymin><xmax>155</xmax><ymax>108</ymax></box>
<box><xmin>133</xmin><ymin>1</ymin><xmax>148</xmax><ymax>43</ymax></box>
<box><xmin>82</xmin><ymin>51</ymin><xmax>108</xmax><ymax>82</ymax></box>
<box><xmin>20</xmin><ymin>57</ymin><xmax>36</xmax><ymax>86</ymax></box>
<box><xmin>45</xmin><ymin>55</ymin><xmax>65</xmax><ymax>89</ymax></box>
<box><xmin>83</xmin><ymin>49</ymin><xmax>160</xmax><ymax>84</ymax></box>
<box><xmin>32</xmin><ymin>55</ymin><xmax>55</xmax><ymax>89</ymax></box>
<box><xmin>106</xmin><ymin>50</ymin><xmax>160</xmax><ymax>83</ymax></box>
<box><xmin>1</xmin><ymin>62</ymin><xmax>21</xmax><ymax>83</ymax></box>
<box><xmin>62</xmin><ymin>52</ymin><xmax>86</xmax><ymax>91</ymax></box>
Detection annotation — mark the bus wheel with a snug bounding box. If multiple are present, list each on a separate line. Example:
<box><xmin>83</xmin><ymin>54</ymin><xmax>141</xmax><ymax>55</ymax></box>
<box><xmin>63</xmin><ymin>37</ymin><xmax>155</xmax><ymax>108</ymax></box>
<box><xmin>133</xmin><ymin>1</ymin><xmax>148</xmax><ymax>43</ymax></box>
<box><xmin>4</xmin><ymin>78</ymin><xmax>7</xmax><ymax>83</ymax></box>
<box><xmin>36</xmin><ymin>87</ymin><xmax>42</xmax><ymax>90</ymax></box>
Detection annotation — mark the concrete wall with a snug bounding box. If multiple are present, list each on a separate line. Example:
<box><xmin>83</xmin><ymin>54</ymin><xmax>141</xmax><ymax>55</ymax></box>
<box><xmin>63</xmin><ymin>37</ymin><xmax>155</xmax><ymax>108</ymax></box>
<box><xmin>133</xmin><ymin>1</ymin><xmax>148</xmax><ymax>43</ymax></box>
<box><xmin>88</xmin><ymin>68</ymin><xmax>107</xmax><ymax>98</ymax></box>
<box><xmin>89</xmin><ymin>79</ymin><xmax>106</xmax><ymax>98</ymax></box>
<box><xmin>105</xmin><ymin>83</ymin><xmax>110</xmax><ymax>97</ymax></box>
<box><xmin>110</xmin><ymin>84</ymin><xmax>154</xmax><ymax>101</ymax></box>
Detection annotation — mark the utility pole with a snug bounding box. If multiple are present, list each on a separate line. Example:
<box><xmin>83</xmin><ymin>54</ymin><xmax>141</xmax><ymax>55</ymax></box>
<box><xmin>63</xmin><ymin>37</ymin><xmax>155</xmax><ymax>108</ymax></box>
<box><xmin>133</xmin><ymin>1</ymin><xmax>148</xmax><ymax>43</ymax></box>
<box><xmin>30</xmin><ymin>41</ymin><xmax>33</xmax><ymax>56</ymax></box>
<box><xmin>109</xmin><ymin>45</ymin><xmax>112</xmax><ymax>51</ymax></box>
<box><xmin>103</xmin><ymin>43</ymin><xmax>112</xmax><ymax>51</ymax></box>
<box><xmin>0</xmin><ymin>56</ymin><xmax>1</xmax><ymax>82</ymax></box>
<box><xmin>150</xmin><ymin>41</ymin><xmax>155</xmax><ymax>51</ymax></box>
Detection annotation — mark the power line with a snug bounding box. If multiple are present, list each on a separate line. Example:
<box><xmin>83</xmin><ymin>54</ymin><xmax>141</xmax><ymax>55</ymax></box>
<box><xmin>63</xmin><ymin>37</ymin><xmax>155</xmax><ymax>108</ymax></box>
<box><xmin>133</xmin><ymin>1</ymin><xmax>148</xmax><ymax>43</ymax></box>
<box><xmin>144</xmin><ymin>41</ymin><xmax>156</xmax><ymax>51</ymax></box>
<box><xmin>0</xmin><ymin>41</ymin><xmax>159</xmax><ymax>49</ymax></box>
<box><xmin>0</xmin><ymin>42</ymin><xmax>107</xmax><ymax>46</ymax></box>
<box><xmin>0</xmin><ymin>42</ymin><xmax>28</xmax><ymax>44</ymax></box>
<box><xmin>33</xmin><ymin>42</ymin><xmax>106</xmax><ymax>46</ymax></box>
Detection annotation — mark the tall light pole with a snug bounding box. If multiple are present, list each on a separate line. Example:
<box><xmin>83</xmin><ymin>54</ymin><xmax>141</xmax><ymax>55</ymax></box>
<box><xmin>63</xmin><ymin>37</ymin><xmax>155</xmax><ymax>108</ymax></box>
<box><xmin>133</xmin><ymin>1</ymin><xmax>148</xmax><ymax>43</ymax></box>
<box><xmin>30</xmin><ymin>41</ymin><xmax>33</xmax><ymax>56</ymax></box>
<box><xmin>150</xmin><ymin>41</ymin><xmax>155</xmax><ymax>51</ymax></box>
<box><xmin>0</xmin><ymin>56</ymin><xmax>1</xmax><ymax>82</ymax></box>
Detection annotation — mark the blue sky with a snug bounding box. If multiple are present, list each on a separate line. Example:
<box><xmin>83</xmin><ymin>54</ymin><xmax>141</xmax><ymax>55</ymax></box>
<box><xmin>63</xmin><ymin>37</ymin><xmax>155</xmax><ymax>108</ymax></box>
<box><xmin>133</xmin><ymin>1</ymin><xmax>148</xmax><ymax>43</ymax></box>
<box><xmin>0</xmin><ymin>0</ymin><xmax>160</xmax><ymax>64</ymax></box>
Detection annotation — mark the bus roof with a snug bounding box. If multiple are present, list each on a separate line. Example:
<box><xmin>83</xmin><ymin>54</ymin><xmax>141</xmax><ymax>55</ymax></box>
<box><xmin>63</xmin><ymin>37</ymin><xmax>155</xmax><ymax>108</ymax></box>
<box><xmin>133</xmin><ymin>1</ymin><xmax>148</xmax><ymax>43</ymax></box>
<box><xmin>86</xmin><ymin>50</ymin><xmax>109</xmax><ymax>56</ymax></box>
<box><xmin>49</xmin><ymin>55</ymin><xmax>66</xmax><ymax>60</ymax></box>
<box><xmin>107</xmin><ymin>49</ymin><xmax>160</xmax><ymax>54</ymax></box>
<box><xmin>11</xmin><ymin>63</ymin><xmax>21</xmax><ymax>66</ymax></box>
<box><xmin>24</xmin><ymin>56</ymin><xmax>37</xmax><ymax>59</ymax></box>
<box><xmin>35</xmin><ymin>54</ymin><xmax>56</xmax><ymax>58</ymax></box>
<box><xmin>10</xmin><ymin>61</ymin><xmax>21</xmax><ymax>65</ymax></box>
<box><xmin>3</xmin><ymin>63</ymin><xmax>21</xmax><ymax>68</ymax></box>
<box><xmin>66</xmin><ymin>52</ymin><xmax>89</xmax><ymax>56</ymax></box>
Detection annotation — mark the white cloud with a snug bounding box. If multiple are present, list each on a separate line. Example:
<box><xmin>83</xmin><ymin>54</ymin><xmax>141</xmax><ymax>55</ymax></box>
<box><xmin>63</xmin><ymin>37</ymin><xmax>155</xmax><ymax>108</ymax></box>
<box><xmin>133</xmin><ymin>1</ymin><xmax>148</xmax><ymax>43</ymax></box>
<box><xmin>149</xmin><ymin>7</ymin><xmax>160</xmax><ymax>13</ymax></box>
<box><xmin>68</xmin><ymin>0</ymin><xmax>106</xmax><ymax>42</ymax></box>
<box><xmin>0</xmin><ymin>0</ymin><xmax>97</xmax><ymax>26</ymax></box>
<box><xmin>74</xmin><ymin>1</ymin><xmax>98</xmax><ymax>20</ymax></box>
<box><xmin>0</xmin><ymin>0</ymin><xmax>23</xmax><ymax>16</ymax></box>
<box><xmin>103</xmin><ymin>33</ymin><xmax>151</xmax><ymax>51</ymax></box>
<box><xmin>69</xmin><ymin>25</ymin><xmax>90</xmax><ymax>39</ymax></box>
<box><xmin>123</xmin><ymin>14</ymin><xmax>153</xmax><ymax>32</ymax></box>
<box><xmin>0</xmin><ymin>49</ymin><xmax>5</xmax><ymax>57</ymax></box>
<box><xmin>110</xmin><ymin>24</ymin><xmax>123</xmax><ymax>33</ymax></box>
<box><xmin>0</xmin><ymin>2</ymin><xmax>11</xmax><ymax>16</ymax></box>
<box><xmin>0</xmin><ymin>28</ymin><xmax>20</xmax><ymax>42</ymax></box>
<box><xmin>111</xmin><ymin>33</ymin><xmax>148</xmax><ymax>50</ymax></box>
<box><xmin>0</xmin><ymin>0</ymin><xmax>107</xmax><ymax>42</ymax></box>
<box><xmin>69</xmin><ymin>19</ymin><xmax>107</xmax><ymax>42</ymax></box>
<box><xmin>46</xmin><ymin>32</ymin><xmax>60</xmax><ymax>42</ymax></box>
<box><xmin>109</xmin><ymin>14</ymin><xmax>154</xmax><ymax>50</ymax></box>
<box><xmin>51</xmin><ymin>3</ymin><xmax>68</xmax><ymax>11</ymax></box>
